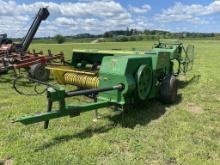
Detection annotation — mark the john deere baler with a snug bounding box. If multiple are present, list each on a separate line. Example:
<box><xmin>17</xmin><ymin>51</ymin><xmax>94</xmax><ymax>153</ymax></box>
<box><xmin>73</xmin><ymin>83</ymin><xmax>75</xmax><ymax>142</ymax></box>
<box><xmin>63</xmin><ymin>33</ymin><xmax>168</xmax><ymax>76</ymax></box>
<box><xmin>13</xmin><ymin>40</ymin><xmax>194</xmax><ymax>129</ymax></box>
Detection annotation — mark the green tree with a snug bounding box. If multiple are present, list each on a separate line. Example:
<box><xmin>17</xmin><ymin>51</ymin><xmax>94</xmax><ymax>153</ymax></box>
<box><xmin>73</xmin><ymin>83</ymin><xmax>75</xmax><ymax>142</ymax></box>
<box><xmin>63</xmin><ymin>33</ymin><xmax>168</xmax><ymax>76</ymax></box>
<box><xmin>54</xmin><ymin>34</ymin><xmax>66</xmax><ymax>44</ymax></box>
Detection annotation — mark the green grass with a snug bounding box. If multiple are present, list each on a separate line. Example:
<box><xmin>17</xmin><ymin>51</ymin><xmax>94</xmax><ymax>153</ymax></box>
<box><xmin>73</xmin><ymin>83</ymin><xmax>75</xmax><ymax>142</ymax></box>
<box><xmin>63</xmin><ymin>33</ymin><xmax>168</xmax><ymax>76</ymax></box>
<box><xmin>0</xmin><ymin>40</ymin><xmax>220</xmax><ymax>164</ymax></box>
<box><xmin>30</xmin><ymin>38</ymin><xmax>95</xmax><ymax>44</ymax></box>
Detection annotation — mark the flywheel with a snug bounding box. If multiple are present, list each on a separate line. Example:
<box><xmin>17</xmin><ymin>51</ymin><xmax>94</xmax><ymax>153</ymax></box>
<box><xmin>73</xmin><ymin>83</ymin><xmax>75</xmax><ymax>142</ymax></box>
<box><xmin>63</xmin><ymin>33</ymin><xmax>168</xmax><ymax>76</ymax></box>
<box><xmin>136</xmin><ymin>65</ymin><xmax>152</xmax><ymax>100</ymax></box>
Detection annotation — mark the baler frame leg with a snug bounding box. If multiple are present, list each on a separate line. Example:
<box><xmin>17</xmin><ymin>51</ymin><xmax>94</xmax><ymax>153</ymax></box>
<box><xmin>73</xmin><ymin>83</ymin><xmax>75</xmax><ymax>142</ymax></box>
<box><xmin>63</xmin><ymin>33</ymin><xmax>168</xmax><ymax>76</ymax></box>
<box><xmin>93</xmin><ymin>98</ymin><xmax>101</xmax><ymax>122</ymax></box>
<box><xmin>44</xmin><ymin>99</ymin><xmax>53</xmax><ymax>129</ymax></box>
<box><xmin>93</xmin><ymin>110</ymin><xmax>99</xmax><ymax>122</ymax></box>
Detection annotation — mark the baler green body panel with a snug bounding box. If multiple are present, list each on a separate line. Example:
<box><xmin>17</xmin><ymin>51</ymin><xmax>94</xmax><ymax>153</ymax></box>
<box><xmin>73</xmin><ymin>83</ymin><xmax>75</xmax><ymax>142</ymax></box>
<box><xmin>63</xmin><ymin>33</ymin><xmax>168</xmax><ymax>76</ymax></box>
<box><xmin>98</xmin><ymin>55</ymin><xmax>152</xmax><ymax>104</ymax></box>
<box><xmin>97</xmin><ymin>51</ymin><xmax>171</xmax><ymax>104</ymax></box>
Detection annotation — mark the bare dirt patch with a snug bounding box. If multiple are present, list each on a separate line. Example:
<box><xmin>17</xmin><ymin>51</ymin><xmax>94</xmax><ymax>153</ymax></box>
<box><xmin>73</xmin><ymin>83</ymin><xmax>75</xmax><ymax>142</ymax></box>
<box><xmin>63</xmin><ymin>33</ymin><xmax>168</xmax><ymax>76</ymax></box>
<box><xmin>0</xmin><ymin>158</ymin><xmax>13</xmax><ymax>165</ymax></box>
<box><xmin>187</xmin><ymin>103</ymin><xmax>204</xmax><ymax>114</ymax></box>
<box><xmin>216</xmin><ymin>96</ymin><xmax>220</xmax><ymax>102</ymax></box>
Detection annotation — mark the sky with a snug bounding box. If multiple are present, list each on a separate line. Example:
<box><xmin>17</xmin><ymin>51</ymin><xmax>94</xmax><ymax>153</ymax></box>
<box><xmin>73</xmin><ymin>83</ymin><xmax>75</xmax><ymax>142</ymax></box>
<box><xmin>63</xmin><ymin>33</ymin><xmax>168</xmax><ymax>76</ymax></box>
<box><xmin>0</xmin><ymin>0</ymin><xmax>220</xmax><ymax>37</ymax></box>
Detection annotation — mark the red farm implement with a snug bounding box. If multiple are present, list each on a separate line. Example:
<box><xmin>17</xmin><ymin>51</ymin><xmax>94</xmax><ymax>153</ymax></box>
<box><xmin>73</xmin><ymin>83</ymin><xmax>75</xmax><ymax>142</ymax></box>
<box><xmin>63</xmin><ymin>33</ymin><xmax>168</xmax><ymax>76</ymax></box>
<box><xmin>0</xmin><ymin>8</ymin><xmax>64</xmax><ymax>81</ymax></box>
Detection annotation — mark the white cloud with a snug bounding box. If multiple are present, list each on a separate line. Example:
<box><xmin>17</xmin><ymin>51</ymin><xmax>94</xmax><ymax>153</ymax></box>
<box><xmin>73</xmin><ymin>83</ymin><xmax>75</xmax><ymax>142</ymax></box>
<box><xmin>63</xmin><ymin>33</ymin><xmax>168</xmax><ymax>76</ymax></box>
<box><xmin>0</xmin><ymin>1</ymin><xmax>127</xmax><ymax>18</ymax></box>
<box><xmin>2</xmin><ymin>0</ymin><xmax>217</xmax><ymax>37</ymax></box>
<box><xmin>129</xmin><ymin>4</ymin><xmax>151</xmax><ymax>14</ymax></box>
<box><xmin>54</xmin><ymin>17</ymin><xmax>77</xmax><ymax>26</ymax></box>
<box><xmin>156</xmin><ymin>1</ymin><xmax>220</xmax><ymax>24</ymax></box>
<box><xmin>200</xmin><ymin>0</ymin><xmax>220</xmax><ymax>15</ymax></box>
<box><xmin>0</xmin><ymin>0</ymin><xmax>135</xmax><ymax>37</ymax></box>
<box><xmin>129</xmin><ymin>16</ymin><xmax>159</xmax><ymax>30</ymax></box>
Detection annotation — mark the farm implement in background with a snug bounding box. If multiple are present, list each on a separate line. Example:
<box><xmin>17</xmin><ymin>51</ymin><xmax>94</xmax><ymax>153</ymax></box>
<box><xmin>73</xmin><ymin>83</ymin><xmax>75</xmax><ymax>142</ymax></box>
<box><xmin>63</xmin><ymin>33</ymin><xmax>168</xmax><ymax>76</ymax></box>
<box><xmin>13</xmin><ymin>40</ymin><xmax>195</xmax><ymax>129</ymax></box>
<box><xmin>0</xmin><ymin>8</ymin><xmax>64</xmax><ymax>81</ymax></box>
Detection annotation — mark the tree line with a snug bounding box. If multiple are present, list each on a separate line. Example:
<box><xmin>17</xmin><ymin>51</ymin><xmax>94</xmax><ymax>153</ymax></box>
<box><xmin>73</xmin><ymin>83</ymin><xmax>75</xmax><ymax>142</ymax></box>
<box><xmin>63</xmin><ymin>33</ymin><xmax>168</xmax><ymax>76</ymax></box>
<box><xmin>33</xmin><ymin>28</ymin><xmax>220</xmax><ymax>44</ymax></box>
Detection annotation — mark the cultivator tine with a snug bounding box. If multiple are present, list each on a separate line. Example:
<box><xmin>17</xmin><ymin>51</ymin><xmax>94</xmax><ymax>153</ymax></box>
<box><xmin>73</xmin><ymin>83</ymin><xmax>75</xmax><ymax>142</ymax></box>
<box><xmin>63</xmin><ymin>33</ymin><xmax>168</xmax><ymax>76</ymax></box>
<box><xmin>48</xmin><ymin>49</ymin><xmax>52</xmax><ymax>57</ymax></box>
<box><xmin>33</xmin><ymin>49</ymin><xmax>37</xmax><ymax>56</ymax></box>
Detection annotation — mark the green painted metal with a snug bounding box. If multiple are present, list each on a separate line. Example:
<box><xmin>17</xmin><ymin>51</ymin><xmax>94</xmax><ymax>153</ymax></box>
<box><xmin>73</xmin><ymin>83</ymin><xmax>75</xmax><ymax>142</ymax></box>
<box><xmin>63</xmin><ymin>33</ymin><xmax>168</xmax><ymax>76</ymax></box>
<box><xmin>136</xmin><ymin>65</ymin><xmax>152</xmax><ymax>100</ymax></box>
<box><xmin>13</xmin><ymin>84</ymin><xmax>113</xmax><ymax>125</ymax></box>
<box><xmin>13</xmin><ymin>101</ymin><xmax>110</xmax><ymax>125</ymax></box>
<box><xmin>152</xmin><ymin>39</ymin><xmax>195</xmax><ymax>74</ymax></box>
<box><xmin>98</xmin><ymin>55</ymin><xmax>153</xmax><ymax>104</ymax></box>
<box><xmin>14</xmin><ymin>39</ymin><xmax>194</xmax><ymax>128</ymax></box>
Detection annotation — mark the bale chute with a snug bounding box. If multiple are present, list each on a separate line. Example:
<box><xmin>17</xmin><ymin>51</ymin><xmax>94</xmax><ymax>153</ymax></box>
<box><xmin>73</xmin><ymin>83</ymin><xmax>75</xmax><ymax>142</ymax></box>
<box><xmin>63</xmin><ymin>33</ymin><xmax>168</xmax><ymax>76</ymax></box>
<box><xmin>182</xmin><ymin>44</ymin><xmax>195</xmax><ymax>73</ymax></box>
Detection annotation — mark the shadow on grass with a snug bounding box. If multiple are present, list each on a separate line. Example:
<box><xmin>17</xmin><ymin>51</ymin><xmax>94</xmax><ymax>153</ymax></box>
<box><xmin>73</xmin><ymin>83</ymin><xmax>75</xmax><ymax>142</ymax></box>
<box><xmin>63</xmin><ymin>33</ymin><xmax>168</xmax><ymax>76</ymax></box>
<box><xmin>108</xmin><ymin>94</ymin><xmax>182</xmax><ymax>129</ymax></box>
<box><xmin>35</xmin><ymin>95</ymin><xmax>182</xmax><ymax>152</ymax></box>
<box><xmin>34</xmin><ymin>126</ymin><xmax>113</xmax><ymax>152</ymax></box>
<box><xmin>34</xmin><ymin>75</ymin><xmax>197</xmax><ymax>151</ymax></box>
<box><xmin>177</xmin><ymin>74</ymin><xmax>201</xmax><ymax>89</ymax></box>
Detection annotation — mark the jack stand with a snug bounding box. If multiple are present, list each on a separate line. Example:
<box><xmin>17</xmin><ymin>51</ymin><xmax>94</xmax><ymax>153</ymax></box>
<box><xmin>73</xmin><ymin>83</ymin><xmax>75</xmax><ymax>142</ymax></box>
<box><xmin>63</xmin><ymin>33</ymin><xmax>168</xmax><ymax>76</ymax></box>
<box><xmin>93</xmin><ymin>98</ymin><xmax>101</xmax><ymax>122</ymax></box>
<box><xmin>93</xmin><ymin>109</ymin><xmax>99</xmax><ymax>122</ymax></box>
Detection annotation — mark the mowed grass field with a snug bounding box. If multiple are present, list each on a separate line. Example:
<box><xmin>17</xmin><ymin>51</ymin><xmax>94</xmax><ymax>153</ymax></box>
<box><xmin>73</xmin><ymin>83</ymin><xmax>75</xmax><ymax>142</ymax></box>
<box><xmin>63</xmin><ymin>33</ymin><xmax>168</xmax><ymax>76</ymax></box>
<box><xmin>0</xmin><ymin>40</ymin><xmax>220</xmax><ymax>165</ymax></box>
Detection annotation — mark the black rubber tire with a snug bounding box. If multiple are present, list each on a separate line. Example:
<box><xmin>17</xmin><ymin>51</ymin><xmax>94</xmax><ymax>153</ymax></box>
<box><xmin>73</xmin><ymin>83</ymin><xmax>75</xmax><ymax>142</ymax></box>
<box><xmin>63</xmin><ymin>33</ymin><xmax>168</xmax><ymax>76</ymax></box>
<box><xmin>29</xmin><ymin>63</ymin><xmax>50</xmax><ymax>81</ymax></box>
<box><xmin>159</xmin><ymin>75</ymin><xmax>177</xmax><ymax>104</ymax></box>
<box><xmin>0</xmin><ymin>68</ymin><xmax>8</xmax><ymax>75</ymax></box>
<box><xmin>2</xmin><ymin>39</ymin><xmax>12</xmax><ymax>44</ymax></box>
